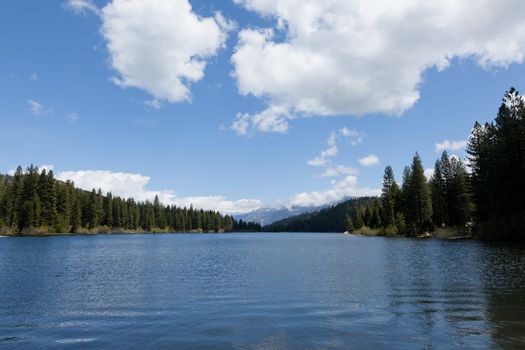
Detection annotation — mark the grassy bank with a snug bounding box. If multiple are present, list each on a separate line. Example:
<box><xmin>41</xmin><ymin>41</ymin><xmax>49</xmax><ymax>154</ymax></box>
<box><xmin>348</xmin><ymin>226</ymin><xmax>472</xmax><ymax>240</ymax></box>
<box><xmin>0</xmin><ymin>225</ymin><xmax>227</xmax><ymax>237</ymax></box>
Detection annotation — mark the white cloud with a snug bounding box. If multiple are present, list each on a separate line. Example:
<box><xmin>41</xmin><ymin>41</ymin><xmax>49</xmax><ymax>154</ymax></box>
<box><xmin>307</xmin><ymin>145</ymin><xmax>338</xmax><ymax>167</ymax></box>
<box><xmin>307</xmin><ymin>157</ymin><xmax>328</xmax><ymax>167</ymax></box>
<box><xmin>321</xmin><ymin>146</ymin><xmax>338</xmax><ymax>158</ymax></box>
<box><xmin>359</xmin><ymin>154</ymin><xmax>380</xmax><ymax>167</ymax></box>
<box><xmin>171</xmin><ymin>196</ymin><xmax>264</xmax><ymax>214</ymax></box>
<box><xmin>30</xmin><ymin>73</ymin><xmax>38</xmax><ymax>81</ymax></box>
<box><xmin>307</xmin><ymin>127</ymin><xmax>364</xmax><ymax>178</ymax></box>
<box><xmin>319</xmin><ymin>165</ymin><xmax>358</xmax><ymax>178</ymax></box>
<box><xmin>101</xmin><ymin>0</ymin><xmax>230</xmax><ymax>105</ymax></box>
<box><xmin>27</xmin><ymin>99</ymin><xmax>47</xmax><ymax>116</ymax></box>
<box><xmin>66</xmin><ymin>112</ymin><xmax>79</xmax><ymax>122</ymax></box>
<box><xmin>231</xmin><ymin>106</ymin><xmax>291</xmax><ymax>135</ymax></box>
<box><xmin>424</xmin><ymin>168</ymin><xmax>434</xmax><ymax>180</ymax></box>
<box><xmin>287</xmin><ymin>175</ymin><xmax>380</xmax><ymax>207</ymax></box>
<box><xmin>339</xmin><ymin>127</ymin><xmax>364</xmax><ymax>146</ymax></box>
<box><xmin>435</xmin><ymin>139</ymin><xmax>468</xmax><ymax>152</ymax></box>
<box><xmin>327</xmin><ymin>131</ymin><xmax>337</xmax><ymax>146</ymax></box>
<box><xmin>64</xmin><ymin>0</ymin><xmax>100</xmax><ymax>16</ymax></box>
<box><xmin>326</xmin><ymin>127</ymin><xmax>364</xmax><ymax>146</ymax></box>
<box><xmin>55</xmin><ymin>169</ymin><xmax>263</xmax><ymax>214</ymax></box>
<box><xmin>232</xmin><ymin>0</ymin><xmax>525</xmax><ymax>133</ymax></box>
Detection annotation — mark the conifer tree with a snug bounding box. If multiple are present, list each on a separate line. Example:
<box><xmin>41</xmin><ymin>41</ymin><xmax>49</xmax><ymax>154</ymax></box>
<box><xmin>355</xmin><ymin>208</ymin><xmax>364</xmax><ymax>229</ymax></box>
<box><xmin>344</xmin><ymin>214</ymin><xmax>354</xmax><ymax>232</ymax></box>
<box><xmin>381</xmin><ymin>166</ymin><xmax>398</xmax><ymax>228</ymax></box>
<box><xmin>431</xmin><ymin>158</ymin><xmax>447</xmax><ymax>227</ymax></box>
<box><xmin>39</xmin><ymin>169</ymin><xmax>57</xmax><ymax>228</ymax></box>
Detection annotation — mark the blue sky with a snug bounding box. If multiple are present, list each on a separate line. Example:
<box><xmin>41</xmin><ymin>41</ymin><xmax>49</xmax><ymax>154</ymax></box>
<box><xmin>1</xmin><ymin>0</ymin><xmax>524</xmax><ymax>213</ymax></box>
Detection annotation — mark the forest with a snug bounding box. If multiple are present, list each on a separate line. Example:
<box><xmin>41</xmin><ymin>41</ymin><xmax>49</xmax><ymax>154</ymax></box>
<box><xmin>0</xmin><ymin>167</ymin><xmax>261</xmax><ymax>235</ymax></box>
<box><xmin>266</xmin><ymin>88</ymin><xmax>525</xmax><ymax>241</ymax></box>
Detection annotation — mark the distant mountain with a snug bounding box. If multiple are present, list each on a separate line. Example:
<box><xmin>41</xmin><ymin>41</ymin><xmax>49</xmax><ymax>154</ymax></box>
<box><xmin>234</xmin><ymin>205</ymin><xmax>327</xmax><ymax>226</ymax></box>
<box><xmin>264</xmin><ymin>197</ymin><xmax>378</xmax><ymax>232</ymax></box>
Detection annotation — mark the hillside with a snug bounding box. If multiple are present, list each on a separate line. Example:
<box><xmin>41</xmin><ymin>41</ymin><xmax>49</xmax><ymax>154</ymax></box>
<box><xmin>234</xmin><ymin>204</ymin><xmax>328</xmax><ymax>226</ymax></box>
<box><xmin>264</xmin><ymin>197</ymin><xmax>378</xmax><ymax>232</ymax></box>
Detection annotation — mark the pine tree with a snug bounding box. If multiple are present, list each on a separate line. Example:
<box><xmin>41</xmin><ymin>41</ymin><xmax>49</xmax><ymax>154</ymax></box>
<box><xmin>39</xmin><ymin>169</ymin><xmax>57</xmax><ymax>229</ymax></box>
<box><xmin>355</xmin><ymin>208</ymin><xmax>364</xmax><ymax>229</ymax></box>
<box><xmin>71</xmin><ymin>196</ymin><xmax>82</xmax><ymax>233</ymax></box>
<box><xmin>56</xmin><ymin>182</ymin><xmax>72</xmax><ymax>232</ymax></box>
<box><xmin>381</xmin><ymin>166</ymin><xmax>399</xmax><ymax>228</ymax></box>
<box><xmin>372</xmin><ymin>201</ymin><xmax>382</xmax><ymax>228</ymax></box>
<box><xmin>402</xmin><ymin>154</ymin><xmax>432</xmax><ymax>234</ymax></box>
<box><xmin>103</xmin><ymin>193</ymin><xmax>113</xmax><ymax>227</ymax></box>
<box><xmin>18</xmin><ymin>165</ymin><xmax>41</xmax><ymax>231</ymax></box>
<box><xmin>452</xmin><ymin>159</ymin><xmax>474</xmax><ymax>229</ymax></box>
<box><xmin>344</xmin><ymin>214</ymin><xmax>354</xmax><ymax>232</ymax></box>
<box><xmin>431</xmin><ymin>158</ymin><xmax>447</xmax><ymax>227</ymax></box>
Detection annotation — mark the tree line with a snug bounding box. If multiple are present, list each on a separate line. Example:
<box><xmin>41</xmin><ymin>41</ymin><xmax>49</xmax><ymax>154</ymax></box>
<box><xmin>0</xmin><ymin>166</ymin><xmax>261</xmax><ymax>235</ymax></box>
<box><xmin>265</xmin><ymin>88</ymin><xmax>525</xmax><ymax>240</ymax></box>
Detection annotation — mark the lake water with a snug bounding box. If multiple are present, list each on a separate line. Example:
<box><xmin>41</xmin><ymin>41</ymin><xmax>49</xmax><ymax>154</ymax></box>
<box><xmin>0</xmin><ymin>233</ymin><xmax>524</xmax><ymax>349</ymax></box>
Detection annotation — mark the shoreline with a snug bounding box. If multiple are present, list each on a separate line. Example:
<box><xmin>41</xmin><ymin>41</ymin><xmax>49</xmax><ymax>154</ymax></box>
<box><xmin>0</xmin><ymin>230</ymin><xmax>263</xmax><ymax>237</ymax></box>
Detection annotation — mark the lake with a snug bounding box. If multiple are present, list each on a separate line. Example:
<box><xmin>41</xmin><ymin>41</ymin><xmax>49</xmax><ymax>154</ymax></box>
<box><xmin>0</xmin><ymin>233</ymin><xmax>524</xmax><ymax>349</ymax></box>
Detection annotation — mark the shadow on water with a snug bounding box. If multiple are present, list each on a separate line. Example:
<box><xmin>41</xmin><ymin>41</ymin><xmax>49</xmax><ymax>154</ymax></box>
<box><xmin>480</xmin><ymin>242</ymin><xmax>525</xmax><ymax>350</ymax></box>
<box><xmin>383</xmin><ymin>238</ymin><xmax>525</xmax><ymax>349</ymax></box>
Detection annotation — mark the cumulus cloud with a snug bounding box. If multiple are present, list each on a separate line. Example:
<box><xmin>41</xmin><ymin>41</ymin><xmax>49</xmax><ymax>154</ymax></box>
<box><xmin>100</xmin><ymin>0</ymin><xmax>231</xmax><ymax>105</ymax></box>
<box><xmin>55</xmin><ymin>169</ymin><xmax>263</xmax><ymax>214</ymax></box>
<box><xmin>307</xmin><ymin>145</ymin><xmax>338</xmax><ymax>167</ymax></box>
<box><xmin>424</xmin><ymin>168</ymin><xmax>434</xmax><ymax>180</ymax></box>
<box><xmin>319</xmin><ymin>165</ymin><xmax>358</xmax><ymax>178</ymax></box>
<box><xmin>287</xmin><ymin>175</ymin><xmax>380</xmax><ymax>207</ymax></box>
<box><xmin>231</xmin><ymin>0</ymin><xmax>525</xmax><ymax>133</ymax></box>
<box><xmin>359</xmin><ymin>154</ymin><xmax>380</xmax><ymax>167</ymax></box>
<box><xmin>339</xmin><ymin>127</ymin><xmax>364</xmax><ymax>146</ymax></box>
<box><xmin>64</xmin><ymin>0</ymin><xmax>100</xmax><ymax>16</ymax></box>
<box><xmin>327</xmin><ymin>127</ymin><xmax>364</xmax><ymax>146</ymax></box>
<box><xmin>435</xmin><ymin>139</ymin><xmax>468</xmax><ymax>152</ymax></box>
<box><xmin>232</xmin><ymin>106</ymin><xmax>290</xmax><ymax>135</ymax></box>
<box><xmin>27</xmin><ymin>99</ymin><xmax>47</xmax><ymax>116</ymax></box>
<box><xmin>170</xmin><ymin>196</ymin><xmax>264</xmax><ymax>214</ymax></box>
<box><xmin>308</xmin><ymin>127</ymin><xmax>364</xmax><ymax>178</ymax></box>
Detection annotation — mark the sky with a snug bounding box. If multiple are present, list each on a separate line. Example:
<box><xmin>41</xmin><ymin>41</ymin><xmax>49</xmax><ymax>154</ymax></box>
<box><xmin>1</xmin><ymin>0</ymin><xmax>525</xmax><ymax>214</ymax></box>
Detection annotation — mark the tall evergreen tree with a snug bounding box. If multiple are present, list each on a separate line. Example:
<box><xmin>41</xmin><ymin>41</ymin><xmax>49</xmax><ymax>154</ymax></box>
<box><xmin>403</xmin><ymin>153</ymin><xmax>432</xmax><ymax>234</ymax></box>
<box><xmin>381</xmin><ymin>166</ymin><xmax>399</xmax><ymax>228</ymax></box>
<box><xmin>431</xmin><ymin>158</ymin><xmax>447</xmax><ymax>227</ymax></box>
<box><xmin>39</xmin><ymin>169</ymin><xmax>57</xmax><ymax>228</ymax></box>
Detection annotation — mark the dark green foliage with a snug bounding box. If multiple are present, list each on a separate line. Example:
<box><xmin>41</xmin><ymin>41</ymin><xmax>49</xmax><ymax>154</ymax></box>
<box><xmin>0</xmin><ymin>166</ymin><xmax>260</xmax><ymax>234</ymax></box>
<box><xmin>371</xmin><ymin>201</ymin><xmax>382</xmax><ymax>228</ymax></box>
<box><xmin>430</xmin><ymin>152</ymin><xmax>474</xmax><ymax>230</ymax></box>
<box><xmin>406</xmin><ymin>153</ymin><xmax>432</xmax><ymax>234</ymax></box>
<box><xmin>344</xmin><ymin>214</ymin><xmax>354</xmax><ymax>232</ymax></box>
<box><xmin>264</xmin><ymin>198</ymin><xmax>377</xmax><ymax>232</ymax></box>
<box><xmin>381</xmin><ymin>166</ymin><xmax>399</xmax><ymax>228</ymax></box>
<box><xmin>430</xmin><ymin>159</ymin><xmax>447</xmax><ymax>227</ymax></box>
<box><xmin>467</xmin><ymin>87</ymin><xmax>525</xmax><ymax>240</ymax></box>
<box><xmin>355</xmin><ymin>208</ymin><xmax>365</xmax><ymax>229</ymax></box>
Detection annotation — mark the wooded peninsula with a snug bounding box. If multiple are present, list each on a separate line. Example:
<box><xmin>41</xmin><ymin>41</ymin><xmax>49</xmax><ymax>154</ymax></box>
<box><xmin>267</xmin><ymin>88</ymin><xmax>525</xmax><ymax>241</ymax></box>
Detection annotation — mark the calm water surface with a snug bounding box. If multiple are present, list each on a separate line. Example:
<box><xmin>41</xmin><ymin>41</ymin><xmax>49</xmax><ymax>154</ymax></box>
<box><xmin>0</xmin><ymin>233</ymin><xmax>524</xmax><ymax>349</ymax></box>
